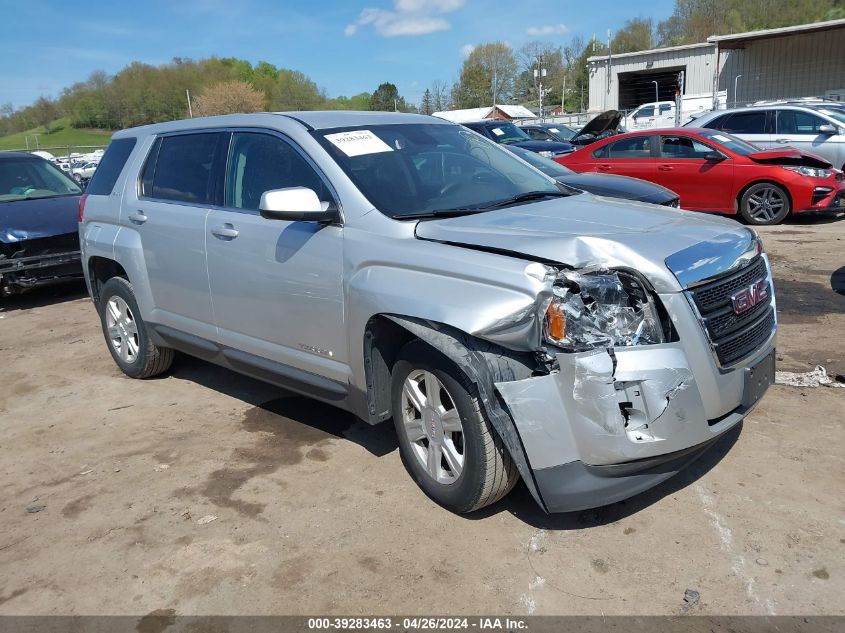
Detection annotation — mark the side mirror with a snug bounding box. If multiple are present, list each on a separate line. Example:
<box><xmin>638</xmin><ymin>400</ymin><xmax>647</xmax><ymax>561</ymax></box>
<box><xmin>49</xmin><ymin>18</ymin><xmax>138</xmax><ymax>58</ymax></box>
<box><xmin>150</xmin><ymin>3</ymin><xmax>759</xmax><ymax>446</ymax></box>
<box><xmin>704</xmin><ymin>151</ymin><xmax>726</xmax><ymax>162</ymax></box>
<box><xmin>818</xmin><ymin>124</ymin><xmax>838</xmax><ymax>135</ymax></box>
<box><xmin>259</xmin><ymin>187</ymin><xmax>338</xmax><ymax>222</ymax></box>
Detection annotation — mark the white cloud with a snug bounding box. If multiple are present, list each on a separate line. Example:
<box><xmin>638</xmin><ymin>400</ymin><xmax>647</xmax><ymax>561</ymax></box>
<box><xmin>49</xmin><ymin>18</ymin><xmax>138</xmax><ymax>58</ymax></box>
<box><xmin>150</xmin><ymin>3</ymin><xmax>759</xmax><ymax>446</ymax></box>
<box><xmin>346</xmin><ymin>0</ymin><xmax>465</xmax><ymax>37</ymax></box>
<box><xmin>526</xmin><ymin>23</ymin><xmax>569</xmax><ymax>37</ymax></box>
<box><xmin>459</xmin><ymin>43</ymin><xmax>475</xmax><ymax>58</ymax></box>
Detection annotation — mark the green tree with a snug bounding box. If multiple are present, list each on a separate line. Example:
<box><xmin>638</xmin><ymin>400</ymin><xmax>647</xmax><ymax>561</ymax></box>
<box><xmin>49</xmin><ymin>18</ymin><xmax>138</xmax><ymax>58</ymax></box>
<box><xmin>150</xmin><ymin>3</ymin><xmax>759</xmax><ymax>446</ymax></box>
<box><xmin>612</xmin><ymin>18</ymin><xmax>655</xmax><ymax>53</ymax></box>
<box><xmin>420</xmin><ymin>89</ymin><xmax>434</xmax><ymax>115</ymax></box>
<box><xmin>370</xmin><ymin>82</ymin><xmax>407</xmax><ymax>111</ymax></box>
<box><xmin>455</xmin><ymin>42</ymin><xmax>517</xmax><ymax>108</ymax></box>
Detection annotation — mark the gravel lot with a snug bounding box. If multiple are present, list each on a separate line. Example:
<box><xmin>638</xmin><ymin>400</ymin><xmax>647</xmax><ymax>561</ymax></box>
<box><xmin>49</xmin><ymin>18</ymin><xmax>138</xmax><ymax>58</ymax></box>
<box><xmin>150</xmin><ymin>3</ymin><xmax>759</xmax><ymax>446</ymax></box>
<box><xmin>1</xmin><ymin>213</ymin><xmax>843</xmax><ymax>617</ymax></box>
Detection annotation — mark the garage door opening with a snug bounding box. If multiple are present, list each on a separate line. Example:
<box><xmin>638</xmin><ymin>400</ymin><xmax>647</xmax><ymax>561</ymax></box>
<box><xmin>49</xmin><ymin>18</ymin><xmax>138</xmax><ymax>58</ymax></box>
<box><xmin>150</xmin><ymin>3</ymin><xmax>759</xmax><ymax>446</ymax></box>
<box><xmin>618</xmin><ymin>68</ymin><xmax>685</xmax><ymax>111</ymax></box>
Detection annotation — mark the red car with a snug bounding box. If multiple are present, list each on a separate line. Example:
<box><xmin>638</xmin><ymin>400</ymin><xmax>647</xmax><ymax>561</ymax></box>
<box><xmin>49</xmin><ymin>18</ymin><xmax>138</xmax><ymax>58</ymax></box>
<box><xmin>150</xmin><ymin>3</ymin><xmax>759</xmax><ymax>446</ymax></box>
<box><xmin>557</xmin><ymin>127</ymin><xmax>845</xmax><ymax>225</ymax></box>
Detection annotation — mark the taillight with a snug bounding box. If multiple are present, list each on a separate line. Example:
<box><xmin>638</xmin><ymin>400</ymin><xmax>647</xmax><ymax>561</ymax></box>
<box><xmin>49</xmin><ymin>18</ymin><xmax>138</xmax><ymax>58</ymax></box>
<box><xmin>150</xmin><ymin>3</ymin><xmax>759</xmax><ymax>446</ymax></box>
<box><xmin>78</xmin><ymin>193</ymin><xmax>88</xmax><ymax>222</ymax></box>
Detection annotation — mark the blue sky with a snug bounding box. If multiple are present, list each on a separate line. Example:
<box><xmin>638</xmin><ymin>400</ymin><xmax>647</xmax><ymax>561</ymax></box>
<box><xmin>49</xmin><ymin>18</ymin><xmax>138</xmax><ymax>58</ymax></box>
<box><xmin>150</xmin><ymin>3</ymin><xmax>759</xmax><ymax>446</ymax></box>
<box><xmin>1</xmin><ymin>0</ymin><xmax>676</xmax><ymax>109</ymax></box>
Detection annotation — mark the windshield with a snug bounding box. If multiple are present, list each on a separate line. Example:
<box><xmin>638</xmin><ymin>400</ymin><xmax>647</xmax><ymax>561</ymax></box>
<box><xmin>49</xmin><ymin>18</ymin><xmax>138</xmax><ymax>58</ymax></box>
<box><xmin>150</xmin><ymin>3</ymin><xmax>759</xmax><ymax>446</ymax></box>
<box><xmin>546</xmin><ymin>126</ymin><xmax>574</xmax><ymax>140</ymax></box>
<box><xmin>313</xmin><ymin>123</ymin><xmax>562</xmax><ymax>219</ymax></box>
<box><xmin>697</xmin><ymin>129</ymin><xmax>760</xmax><ymax>156</ymax></box>
<box><xmin>819</xmin><ymin>108</ymin><xmax>845</xmax><ymax>125</ymax></box>
<box><xmin>0</xmin><ymin>157</ymin><xmax>82</xmax><ymax>202</ymax></box>
<box><xmin>507</xmin><ymin>145</ymin><xmax>574</xmax><ymax>177</ymax></box>
<box><xmin>485</xmin><ymin>122</ymin><xmax>531</xmax><ymax>145</ymax></box>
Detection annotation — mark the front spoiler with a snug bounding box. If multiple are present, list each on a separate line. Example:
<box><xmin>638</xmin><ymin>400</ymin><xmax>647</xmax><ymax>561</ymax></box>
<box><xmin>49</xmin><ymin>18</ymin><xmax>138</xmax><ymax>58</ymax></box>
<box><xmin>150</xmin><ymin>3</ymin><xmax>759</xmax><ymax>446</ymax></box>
<box><xmin>533</xmin><ymin>432</ymin><xmax>729</xmax><ymax>513</ymax></box>
<box><xmin>0</xmin><ymin>250</ymin><xmax>82</xmax><ymax>292</ymax></box>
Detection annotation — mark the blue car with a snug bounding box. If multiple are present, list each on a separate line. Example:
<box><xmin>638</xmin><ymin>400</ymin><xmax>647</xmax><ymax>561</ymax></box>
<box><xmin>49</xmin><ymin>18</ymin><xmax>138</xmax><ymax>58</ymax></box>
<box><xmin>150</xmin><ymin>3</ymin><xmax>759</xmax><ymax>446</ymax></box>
<box><xmin>0</xmin><ymin>152</ymin><xmax>83</xmax><ymax>296</ymax></box>
<box><xmin>461</xmin><ymin>120</ymin><xmax>574</xmax><ymax>159</ymax></box>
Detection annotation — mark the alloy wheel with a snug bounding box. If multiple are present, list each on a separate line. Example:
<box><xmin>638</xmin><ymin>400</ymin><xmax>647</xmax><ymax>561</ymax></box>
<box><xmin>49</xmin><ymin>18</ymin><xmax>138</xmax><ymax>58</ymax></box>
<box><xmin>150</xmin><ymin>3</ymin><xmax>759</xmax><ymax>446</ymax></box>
<box><xmin>400</xmin><ymin>369</ymin><xmax>465</xmax><ymax>485</ymax></box>
<box><xmin>746</xmin><ymin>186</ymin><xmax>785</xmax><ymax>222</ymax></box>
<box><xmin>105</xmin><ymin>296</ymin><xmax>140</xmax><ymax>364</ymax></box>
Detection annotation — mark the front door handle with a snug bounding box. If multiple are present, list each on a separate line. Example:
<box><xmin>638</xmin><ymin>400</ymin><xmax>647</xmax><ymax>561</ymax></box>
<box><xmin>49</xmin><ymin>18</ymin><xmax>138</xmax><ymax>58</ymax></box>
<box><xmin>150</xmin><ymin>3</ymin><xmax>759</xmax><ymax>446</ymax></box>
<box><xmin>775</xmin><ymin>138</ymin><xmax>791</xmax><ymax>144</ymax></box>
<box><xmin>597</xmin><ymin>164</ymin><xmax>612</xmax><ymax>171</ymax></box>
<box><xmin>128</xmin><ymin>210</ymin><xmax>147</xmax><ymax>225</ymax></box>
<box><xmin>211</xmin><ymin>223</ymin><xmax>239</xmax><ymax>240</ymax></box>
<box><xmin>658</xmin><ymin>165</ymin><xmax>673</xmax><ymax>171</ymax></box>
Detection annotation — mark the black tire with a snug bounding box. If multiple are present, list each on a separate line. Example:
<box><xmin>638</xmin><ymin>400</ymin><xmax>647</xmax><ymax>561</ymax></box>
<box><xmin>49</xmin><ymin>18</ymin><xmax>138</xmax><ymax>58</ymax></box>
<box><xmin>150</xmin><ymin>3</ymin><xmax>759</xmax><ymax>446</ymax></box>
<box><xmin>98</xmin><ymin>277</ymin><xmax>174</xmax><ymax>379</ymax></box>
<box><xmin>738</xmin><ymin>182</ymin><xmax>791</xmax><ymax>225</ymax></box>
<box><xmin>391</xmin><ymin>340</ymin><xmax>518</xmax><ymax>513</ymax></box>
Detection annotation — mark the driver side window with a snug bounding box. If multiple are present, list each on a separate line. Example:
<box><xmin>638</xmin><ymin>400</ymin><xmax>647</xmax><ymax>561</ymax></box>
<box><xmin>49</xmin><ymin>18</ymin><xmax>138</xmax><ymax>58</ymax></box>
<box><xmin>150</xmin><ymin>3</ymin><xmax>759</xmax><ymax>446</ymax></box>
<box><xmin>225</xmin><ymin>133</ymin><xmax>330</xmax><ymax>212</ymax></box>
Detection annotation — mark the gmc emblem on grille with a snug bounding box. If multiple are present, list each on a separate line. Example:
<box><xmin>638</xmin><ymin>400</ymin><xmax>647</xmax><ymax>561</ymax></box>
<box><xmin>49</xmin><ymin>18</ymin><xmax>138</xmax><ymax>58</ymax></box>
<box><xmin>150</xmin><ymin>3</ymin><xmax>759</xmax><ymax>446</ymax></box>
<box><xmin>731</xmin><ymin>279</ymin><xmax>768</xmax><ymax>315</ymax></box>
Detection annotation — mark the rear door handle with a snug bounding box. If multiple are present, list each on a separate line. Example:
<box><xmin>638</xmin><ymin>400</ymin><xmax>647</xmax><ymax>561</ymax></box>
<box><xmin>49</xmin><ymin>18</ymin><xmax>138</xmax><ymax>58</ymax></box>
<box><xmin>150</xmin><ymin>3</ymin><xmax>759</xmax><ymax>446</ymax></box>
<box><xmin>775</xmin><ymin>138</ymin><xmax>791</xmax><ymax>144</ymax></box>
<box><xmin>658</xmin><ymin>165</ymin><xmax>673</xmax><ymax>171</ymax></box>
<box><xmin>597</xmin><ymin>164</ymin><xmax>612</xmax><ymax>171</ymax></box>
<box><xmin>128</xmin><ymin>210</ymin><xmax>147</xmax><ymax>225</ymax></box>
<box><xmin>211</xmin><ymin>223</ymin><xmax>239</xmax><ymax>240</ymax></box>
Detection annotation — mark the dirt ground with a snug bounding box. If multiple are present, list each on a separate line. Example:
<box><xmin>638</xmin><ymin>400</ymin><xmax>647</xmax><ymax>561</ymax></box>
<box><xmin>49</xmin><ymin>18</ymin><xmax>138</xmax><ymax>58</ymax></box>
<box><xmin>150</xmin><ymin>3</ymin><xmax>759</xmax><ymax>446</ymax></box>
<box><xmin>1</xmin><ymin>212</ymin><xmax>843</xmax><ymax>618</ymax></box>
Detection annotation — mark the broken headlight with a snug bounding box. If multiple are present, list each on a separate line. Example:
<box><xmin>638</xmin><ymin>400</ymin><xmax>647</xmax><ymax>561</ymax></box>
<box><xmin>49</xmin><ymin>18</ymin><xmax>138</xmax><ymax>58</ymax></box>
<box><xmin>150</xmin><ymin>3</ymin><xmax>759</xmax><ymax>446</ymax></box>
<box><xmin>543</xmin><ymin>269</ymin><xmax>665</xmax><ymax>351</ymax></box>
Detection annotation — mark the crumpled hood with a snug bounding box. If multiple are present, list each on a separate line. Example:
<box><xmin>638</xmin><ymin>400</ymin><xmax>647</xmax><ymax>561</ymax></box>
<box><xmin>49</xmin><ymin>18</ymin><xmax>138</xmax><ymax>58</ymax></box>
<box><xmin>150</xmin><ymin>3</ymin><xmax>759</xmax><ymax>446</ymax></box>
<box><xmin>414</xmin><ymin>194</ymin><xmax>751</xmax><ymax>293</ymax></box>
<box><xmin>572</xmin><ymin>110</ymin><xmax>622</xmax><ymax>141</ymax></box>
<box><xmin>0</xmin><ymin>195</ymin><xmax>80</xmax><ymax>244</ymax></box>
<box><xmin>558</xmin><ymin>172</ymin><xmax>677</xmax><ymax>204</ymax></box>
<box><xmin>747</xmin><ymin>148</ymin><xmax>831</xmax><ymax>168</ymax></box>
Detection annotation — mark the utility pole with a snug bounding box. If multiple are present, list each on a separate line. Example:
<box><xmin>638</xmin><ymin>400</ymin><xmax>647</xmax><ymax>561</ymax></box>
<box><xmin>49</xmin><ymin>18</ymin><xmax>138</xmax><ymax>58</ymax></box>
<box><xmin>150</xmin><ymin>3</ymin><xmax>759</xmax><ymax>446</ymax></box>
<box><xmin>186</xmin><ymin>89</ymin><xmax>193</xmax><ymax>118</ymax></box>
<box><xmin>492</xmin><ymin>69</ymin><xmax>497</xmax><ymax>108</ymax></box>
<box><xmin>534</xmin><ymin>57</ymin><xmax>547</xmax><ymax>119</ymax></box>
<box><xmin>675</xmin><ymin>71</ymin><xmax>684</xmax><ymax>126</ymax></box>
<box><xmin>562</xmin><ymin>75</ymin><xmax>566</xmax><ymax>114</ymax></box>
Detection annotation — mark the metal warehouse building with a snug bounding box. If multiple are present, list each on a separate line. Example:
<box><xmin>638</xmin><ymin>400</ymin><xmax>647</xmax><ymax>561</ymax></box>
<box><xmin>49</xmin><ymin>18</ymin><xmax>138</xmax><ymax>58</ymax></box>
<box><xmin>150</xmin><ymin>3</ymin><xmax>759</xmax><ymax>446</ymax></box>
<box><xmin>587</xmin><ymin>18</ymin><xmax>845</xmax><ymax>112</ymax></box>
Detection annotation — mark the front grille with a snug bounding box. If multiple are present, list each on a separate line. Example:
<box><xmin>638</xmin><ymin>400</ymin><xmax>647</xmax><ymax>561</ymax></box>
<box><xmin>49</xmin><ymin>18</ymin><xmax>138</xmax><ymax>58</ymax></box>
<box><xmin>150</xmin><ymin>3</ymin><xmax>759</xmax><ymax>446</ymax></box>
<box><xmin>688</xmin><ymin>256</ymin><xmax>775</xmax><ymax>366</ymax></box>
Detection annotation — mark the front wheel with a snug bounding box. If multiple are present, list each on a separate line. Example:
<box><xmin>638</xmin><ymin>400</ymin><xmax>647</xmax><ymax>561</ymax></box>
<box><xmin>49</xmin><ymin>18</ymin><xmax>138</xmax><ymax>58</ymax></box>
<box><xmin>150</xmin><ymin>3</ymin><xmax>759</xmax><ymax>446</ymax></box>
<box><xmin>391</xmin><ymin>341</ymin><xmax>518</xmax><ymax>513</ymax></box>
<box><xmin>98</xmin><ymin>277</ymin><xmax>174</xmax><ymax>379</ymax></box>
<box><xmin>739</xmin><ymin>182</ymin><xmax>791</xmax><ymax>225</ymax></box>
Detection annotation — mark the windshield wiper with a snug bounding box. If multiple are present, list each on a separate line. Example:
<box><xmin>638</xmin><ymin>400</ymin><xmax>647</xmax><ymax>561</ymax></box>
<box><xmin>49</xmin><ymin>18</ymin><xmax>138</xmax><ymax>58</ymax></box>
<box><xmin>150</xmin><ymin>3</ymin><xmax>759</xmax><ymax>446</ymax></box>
<box><xmin>478</xmin><ymin>190</ymin><xmax>570</xmax><ymax>210</ymax></box>
<box><xmin>396</xmin><ymin>207</ymin><xmax>488</xmax><ymax>220</ymax></box>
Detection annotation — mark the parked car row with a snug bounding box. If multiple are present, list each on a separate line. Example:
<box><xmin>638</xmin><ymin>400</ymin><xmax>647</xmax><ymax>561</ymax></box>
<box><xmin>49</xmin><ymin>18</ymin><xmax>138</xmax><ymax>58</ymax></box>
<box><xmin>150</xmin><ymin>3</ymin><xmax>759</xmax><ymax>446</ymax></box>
<box><xmin>556</xmin><ymin>126</ymin><xmax>845</xmax><ymax>225</ymax></box>
<box><xmin>72</xmin><ymin>111</ymin><xmax>778</xmax><ymax>515</ymax></box>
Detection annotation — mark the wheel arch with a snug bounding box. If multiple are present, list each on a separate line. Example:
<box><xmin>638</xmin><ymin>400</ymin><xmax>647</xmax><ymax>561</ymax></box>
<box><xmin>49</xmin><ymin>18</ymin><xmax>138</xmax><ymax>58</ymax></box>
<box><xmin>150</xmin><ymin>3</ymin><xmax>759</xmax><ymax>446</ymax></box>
<box><xmin>87</xmin><ymin>256</ymin><xmax>128</xmax><ymax>305</ymax></box>
<box><xmin>362</xmin><ymin>313</ymin><xmax>547</xmax><ymax>512</ymax></box>
<box><xmin>735</xmin><ymin>178</ymin><xmax>793</xmax><ymax>215</ymax></box>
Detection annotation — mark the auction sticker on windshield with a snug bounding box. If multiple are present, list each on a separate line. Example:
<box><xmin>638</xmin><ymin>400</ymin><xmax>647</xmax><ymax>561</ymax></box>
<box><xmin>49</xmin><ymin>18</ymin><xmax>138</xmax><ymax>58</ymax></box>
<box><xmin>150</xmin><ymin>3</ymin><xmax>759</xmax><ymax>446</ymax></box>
<box><xmin>491</xmin><ymin>128</ymin><xmax>504</xmax><ymax>136</ymax></box>
<box><xmin>324</xmin><ymin>130</ymin><xmax>393</xmax><ymax>157</ymax></box>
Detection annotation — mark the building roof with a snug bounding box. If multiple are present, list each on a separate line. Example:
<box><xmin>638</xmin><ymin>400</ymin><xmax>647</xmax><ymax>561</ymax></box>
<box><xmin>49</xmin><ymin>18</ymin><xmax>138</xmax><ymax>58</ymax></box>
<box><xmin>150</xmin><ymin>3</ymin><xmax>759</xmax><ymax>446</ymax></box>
<box><xmin>708</xmin><ymin>18</ymin><xmax>845</xmax><ymax>49</ymax></box>
<box><xmin>432</xmin><ymin>104</ymin><xmax>537</xmax><ymax>123</ymax></box>
<box><xmin>495</xmin><ymin>104</ymin><xmax>537</xmax><ymax>119</ymax></box>
<box><xmin>432</xmin><ymin>107</ymin><xmax>493</xmax><ymax>123</ymax></box>
<box><xmin>587</xmin><ymin>42</ymin><xmax>712</xmax><ymax>63</ymax></box>
<box><xmin>588</xmin><ymin>18</ymin><xmax>845</xmax><ymax>62</ymax></box>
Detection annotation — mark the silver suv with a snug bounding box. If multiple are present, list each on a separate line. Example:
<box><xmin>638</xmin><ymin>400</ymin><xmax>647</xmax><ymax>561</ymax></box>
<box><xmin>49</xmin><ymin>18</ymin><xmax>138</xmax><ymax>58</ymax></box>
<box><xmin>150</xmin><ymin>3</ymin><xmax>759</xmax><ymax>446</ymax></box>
<box><xmin>689</xmin><ymin>103</ymin><xmax>845</xmax><ymax>170</ymax></box>
<box><xmin>80</xmin><ymin>112</ymin><xmax>777</xmax><ymax>514</ymax></box>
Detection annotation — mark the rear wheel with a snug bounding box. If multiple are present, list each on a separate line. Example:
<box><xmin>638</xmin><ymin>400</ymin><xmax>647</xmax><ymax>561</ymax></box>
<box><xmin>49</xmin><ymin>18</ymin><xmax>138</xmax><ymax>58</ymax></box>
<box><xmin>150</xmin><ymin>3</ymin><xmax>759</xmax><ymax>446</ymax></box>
<box><xmin>739</xmin><ymin>182</ymin><xmax>791</xmax><ymax>225</ymax></box>
<box><xmin>98</xmin><ymin>277</ymin><xmax>174</xmax><ymax>379</ymax></box>
<box><xmin>391</xmin><ymin>341</ymin><xmax>518</xmax><ymax>513</ymax></box>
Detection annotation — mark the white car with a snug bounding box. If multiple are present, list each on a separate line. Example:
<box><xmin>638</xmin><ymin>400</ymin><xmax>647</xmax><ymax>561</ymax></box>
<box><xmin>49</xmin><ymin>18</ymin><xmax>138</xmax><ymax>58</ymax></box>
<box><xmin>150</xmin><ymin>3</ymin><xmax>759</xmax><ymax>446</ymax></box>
<box><xmin>72</xmin><ymin>162</ymin><xmax>99</xmax><ymax>182</ymax></box>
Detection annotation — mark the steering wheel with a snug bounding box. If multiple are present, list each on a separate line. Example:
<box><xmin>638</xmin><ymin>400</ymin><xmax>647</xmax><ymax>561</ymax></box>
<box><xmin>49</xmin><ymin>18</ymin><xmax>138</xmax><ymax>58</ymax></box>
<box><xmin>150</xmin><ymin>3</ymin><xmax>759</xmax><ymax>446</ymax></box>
<box><xmin>439</xmin><ymin>181</ymin><xmax>462</xmax><ymax>197</ymax></box>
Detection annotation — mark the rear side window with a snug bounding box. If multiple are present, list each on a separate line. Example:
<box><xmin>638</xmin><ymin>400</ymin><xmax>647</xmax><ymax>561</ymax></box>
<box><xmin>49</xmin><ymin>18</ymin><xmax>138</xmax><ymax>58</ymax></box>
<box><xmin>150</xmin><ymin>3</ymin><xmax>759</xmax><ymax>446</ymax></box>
<box><xmin>85</xmin><ymin>137</ymin><xmax>136</xmax><ymax>195</ymax></box>
<box><xmin>147</xmin><ymin>133</ymin><xmax>220</xmax><ymax>204</ymax></box>
<box><xmin>701</xmin><ymin>114</ymin><xmax>730</xmax><ymax>130</ymax></box>
<box><xmin>721</xmin><ymin>112</ymin><xmax>767</xmax><ymax>134</ymax></box>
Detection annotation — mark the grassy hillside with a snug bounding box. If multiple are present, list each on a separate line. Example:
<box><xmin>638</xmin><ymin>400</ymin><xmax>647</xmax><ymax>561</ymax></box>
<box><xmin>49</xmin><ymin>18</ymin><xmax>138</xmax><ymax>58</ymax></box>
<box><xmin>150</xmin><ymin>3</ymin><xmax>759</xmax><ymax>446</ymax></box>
<box><xmin>0</xmin><ymin>118</ymin><xmax>112</xmax><ymax>153</ymax></box>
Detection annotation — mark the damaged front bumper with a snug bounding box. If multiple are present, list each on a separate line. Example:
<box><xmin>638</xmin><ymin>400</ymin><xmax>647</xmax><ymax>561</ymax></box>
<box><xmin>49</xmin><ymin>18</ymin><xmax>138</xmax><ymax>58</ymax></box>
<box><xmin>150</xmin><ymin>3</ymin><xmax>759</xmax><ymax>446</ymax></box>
<box><xmin>496</xmin><ymin>340</ymin><xmax>774</xmax><ymax>513</ymax></box>
<box><xmin>0</xmin><ymin>249</ymin><xmax>82</xmax><ymax>294</ymax></box>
